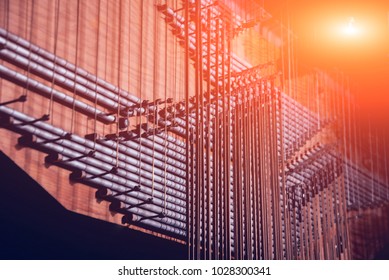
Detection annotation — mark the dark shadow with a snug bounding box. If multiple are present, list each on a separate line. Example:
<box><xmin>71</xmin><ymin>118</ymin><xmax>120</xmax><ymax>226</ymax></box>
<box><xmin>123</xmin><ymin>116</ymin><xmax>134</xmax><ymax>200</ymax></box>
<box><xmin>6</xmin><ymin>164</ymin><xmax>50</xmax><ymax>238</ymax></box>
<box><xmin>374</xmin><ymin>243</ymin><xmax>389</xmax><ymax>260</ymax></box>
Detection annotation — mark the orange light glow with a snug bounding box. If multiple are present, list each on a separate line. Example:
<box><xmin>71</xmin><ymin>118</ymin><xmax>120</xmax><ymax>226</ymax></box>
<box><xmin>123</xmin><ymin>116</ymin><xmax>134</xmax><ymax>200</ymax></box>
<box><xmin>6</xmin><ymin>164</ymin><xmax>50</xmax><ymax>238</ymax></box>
<box><xmin>342</xmin><ymin>17</ymin><xmax>359</xmax><ymax>36</ymax></box>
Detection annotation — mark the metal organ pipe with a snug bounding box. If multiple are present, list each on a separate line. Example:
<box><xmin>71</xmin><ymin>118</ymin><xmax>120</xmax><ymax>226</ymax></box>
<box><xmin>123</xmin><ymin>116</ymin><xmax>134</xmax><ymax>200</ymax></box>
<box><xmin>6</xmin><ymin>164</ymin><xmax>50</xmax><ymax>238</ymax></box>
<box><xmin>0</xmin><ymin>64</ymin><xmax>115</xmax><ymax>124</ymax></box>
<box><xmin>0</xmin><ymin>48</ymin><xmax>129</xmax><ymax>113</ymax></box>
<box><xmin>0</xmin><ymin>106</ymin><xmax>187</xmax><ymax>189</ymax></box>
<box><xmin>139</xmin><ymin>135</ymin><xmax>186</xmax><ymax>158</ymax></box>
<box><xmin>0</xmin><ymin>106</ymin><xmax>239</xmax><ymax>234</ymax></box>
<box><xmin>0</xmin><ymin>33</ymin><xmax>190</xmax><ymax>154</ymax></box>
<box><xmin>13</xmin><ymin>122</ymin><xmax>236</xmax><ymax>231</ymax></box>
<box><xmin>6</xmin><ymin>118</ymin><xmax>186</xmax><ymax>206</ymax></box>
<box><xmin>161</xmin><ymin>6</ymin><xmax>320</xmax><ymax>156</ymax></box>
<box><xmin>163</xmin><ymin>6</ymin><xmax>247</xmax><ymax>73</ymax></box>
<box><xmin>0</xmin><ymin>28</ymin><xmax>141</xmax><ymax>105</ymax></box>
<box><xmin>3</xmin><ymin>119</ymin><xmax>188</xmax><ymax>228</ymax></box>
<box><xmin>39</xmin><ymin>151</ymin><xmax>188</xmax><ymax>230</ymax></box>
<box><xmin>136</xmin><ymin>137</ymin><xmax>186</xmax><ymax>163</ymax></box>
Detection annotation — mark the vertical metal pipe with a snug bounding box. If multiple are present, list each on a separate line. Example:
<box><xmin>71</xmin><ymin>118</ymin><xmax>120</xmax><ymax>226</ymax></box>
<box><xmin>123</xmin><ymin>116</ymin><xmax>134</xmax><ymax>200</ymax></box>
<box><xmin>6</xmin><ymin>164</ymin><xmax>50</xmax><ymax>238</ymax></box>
<box><xmin>212</xmin><ymin>16</ymin><xmax>220</xmax><ymax>260</ymax></box>
<box><xmin>184</xmin><ymin>0</ymin><xmax>192</xmax><ymax>260</ymax></box>
<box><xmin>222</xmin><ymin>24</ymin><xmax>231</xmax><ymax>259</ymax></box>
<box><xmin>206</xmin><ymin>7</ymin><xmax>212</xmax><ymax>260</ymax></box>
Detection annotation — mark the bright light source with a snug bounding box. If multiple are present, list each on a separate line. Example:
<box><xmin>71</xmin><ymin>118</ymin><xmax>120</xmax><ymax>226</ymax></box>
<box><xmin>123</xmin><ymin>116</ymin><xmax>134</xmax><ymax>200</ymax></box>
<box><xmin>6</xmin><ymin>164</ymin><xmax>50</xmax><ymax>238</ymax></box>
<box><xmin>342</xmin><ymin>17</ymin><xmax>359</xmax><ymax>36</ymax></box>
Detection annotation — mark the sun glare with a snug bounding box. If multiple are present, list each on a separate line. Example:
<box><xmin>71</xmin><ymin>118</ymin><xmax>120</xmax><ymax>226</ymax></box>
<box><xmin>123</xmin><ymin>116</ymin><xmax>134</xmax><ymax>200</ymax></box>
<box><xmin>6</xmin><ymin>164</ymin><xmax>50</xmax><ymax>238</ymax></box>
<box><xmin>343</xmin><ymin>17</ymin><xmax>359</xmax><ymax>36</ymax></box>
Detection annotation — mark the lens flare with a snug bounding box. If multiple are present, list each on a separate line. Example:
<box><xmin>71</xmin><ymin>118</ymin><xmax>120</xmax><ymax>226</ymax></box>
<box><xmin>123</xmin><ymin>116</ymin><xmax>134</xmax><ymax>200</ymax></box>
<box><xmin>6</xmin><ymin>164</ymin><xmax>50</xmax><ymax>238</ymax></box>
<box><xmin>343</xmin><ymin>17</ymin><xmax>359</xmax><ymax>35</ymax></box>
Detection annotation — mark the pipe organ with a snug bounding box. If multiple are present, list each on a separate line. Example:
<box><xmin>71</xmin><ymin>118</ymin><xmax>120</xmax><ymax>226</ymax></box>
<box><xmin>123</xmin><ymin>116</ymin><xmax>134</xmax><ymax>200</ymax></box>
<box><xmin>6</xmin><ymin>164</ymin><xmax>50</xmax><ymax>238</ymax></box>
<box><xmin>0</xmin><ymin>0</ymin><xmax>388</xmax><ymax>260</ymax></box>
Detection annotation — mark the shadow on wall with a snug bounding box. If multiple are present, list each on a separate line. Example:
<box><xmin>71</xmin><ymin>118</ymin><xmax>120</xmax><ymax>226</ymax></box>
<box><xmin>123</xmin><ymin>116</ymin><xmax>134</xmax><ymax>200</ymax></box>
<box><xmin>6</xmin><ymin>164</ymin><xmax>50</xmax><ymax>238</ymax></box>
<box><xmin>0</xmin><ymin>151</ymin><xmax>185</xmax><ymax>260</ymax></box>
<box><xmin>374</xmin><ymin>244</ymin><xmax>389</xmax><ymax>260</ymax></box>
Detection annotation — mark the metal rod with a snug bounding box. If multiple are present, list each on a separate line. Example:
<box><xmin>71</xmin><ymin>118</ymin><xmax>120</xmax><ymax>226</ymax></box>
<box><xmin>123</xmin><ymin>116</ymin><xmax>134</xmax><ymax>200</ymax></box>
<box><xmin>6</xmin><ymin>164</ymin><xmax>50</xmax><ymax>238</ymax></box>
<box><xmin>0</xmin><ymin>64</ymin><xmax>115</xmax><ymax>124</ymax></box>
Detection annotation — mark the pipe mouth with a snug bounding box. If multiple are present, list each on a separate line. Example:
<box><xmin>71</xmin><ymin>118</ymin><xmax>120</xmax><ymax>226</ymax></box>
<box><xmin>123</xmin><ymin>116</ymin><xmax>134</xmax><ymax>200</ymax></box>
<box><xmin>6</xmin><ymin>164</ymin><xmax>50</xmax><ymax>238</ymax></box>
<box><xmin>118</xmin><ymin>117</ymin><xmax>129</xmax><ymax>130</ymax></box>
<box><xmin>95</xmin><ymin>187</ymin><xmax>111</xmax><ymax>200</ymax></box>
<box><xmin>121</xmin><ymin>213</ymin><xmax>135</xmax><ymax>225</ymax></box>
<box><xmin>109</xmin><ymin>200</ymin><xmax>123</xmax><ymax>212</ymax></box>
<box><xmin>45</xmin><ymin>152</ymin><xmax>62</xmax><ymax>164</ymax></box>
<box><xmin>0</xmin><ymin>114</ymin><xmax>14</xmax><ymax>127</ymax></box>
<box><xmin>17</xmin><ymin>133</ymin><xmax>37</xmax><ymax>147</ymax></box>
<box><xmin>69</xmin><ymin>169</ymin><xmax>85</xmax><ymax>181</ymax></box>
<box><xmin>0</xmin><ymin>36</ymin><xmax>5</xmax><ymax>49</ymax></box>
